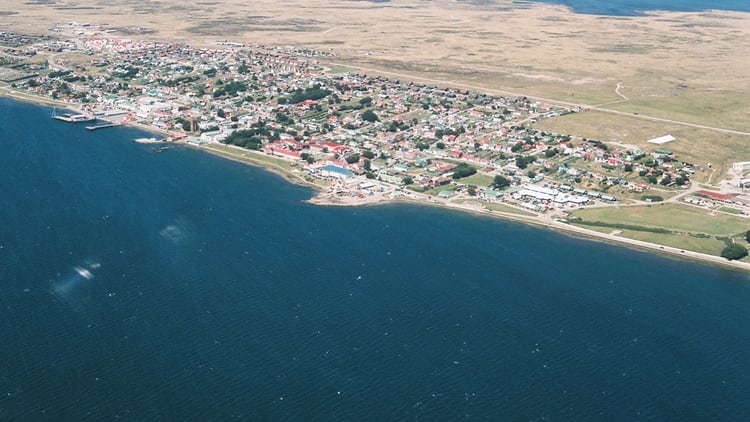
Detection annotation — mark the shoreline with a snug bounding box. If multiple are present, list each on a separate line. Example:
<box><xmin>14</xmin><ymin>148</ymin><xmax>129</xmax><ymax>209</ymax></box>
<box><xmin>2</xmin><ymin>91</ymin><xmax>748</xmax><ymax>274</ymax></box>
<box><xmin>0</xmin><ymin>84</ymin><xmax>85</xmax><ymax>113</ymax></box>
<box><xmin>310</xmin><ymin>190</ymin><xmax>750</xmax><ymax>273</ymax></box>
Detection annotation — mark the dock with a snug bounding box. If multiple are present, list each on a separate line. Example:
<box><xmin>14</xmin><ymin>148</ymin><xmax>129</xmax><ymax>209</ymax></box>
<box><xmin>85</xmin><ymin>122</ymin><xmax>121</xmax><ymax>131</ymax></box>
<box><xmin>53</xmin><ymin>113</ymin><xmax>96</xmax><ymax>123</ymax></box>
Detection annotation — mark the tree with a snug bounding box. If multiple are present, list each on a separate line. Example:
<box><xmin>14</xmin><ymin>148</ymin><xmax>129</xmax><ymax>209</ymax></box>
<box><xmin>361</xmin><ymin>109</ymin><xmax>379</xmax><ymax>122</ymax></box>
<box><xmin>345</xmin><ymin>153</ymin><xmax>360</xmax><ymax>164</ymax></box>
<box><xmin>745</xmin><ymin>230</ymin><xmax>750</xmax><ymax>243</ymax></box>
<box><xmin>452</xmin><ymin>163</ymin><xmax>477</xmax><ymax>179</ymax></box>
<box><xmin>362</xmin><ymin>150</ymin><xmax>376</xmax><ymax>159</ymax></box>
<box><xmin>363</xmin><ymin>159</ymin><xmax>371</xmax><ymax>171</ymax></box>
<box><xmin>721</xmin><ymin>244</ymin><xmax>748</xmax><ymax>261</ymax></box>
<box><xmin>467</xmin><ymin>186</ymin><xmax>477</xmax><ymax>196</ymax></box>
<box><xmin>402</xmin><ymin>176</ymin><xmax>414</xmax><ymax>185</ymax></box>
<box><xmin>300</xmin><ymin>153</ymin><xmax>315</xmax><ymax>164</ymax></box>
<box><xmin>493</xmin><ymin>175</ymin><xmax>510</xmax><ymax>189</ymax></box>
<box><xmin>436</xmin><ymin>142</ymin><xmax>445</xmax><ymax>150</ymax></box>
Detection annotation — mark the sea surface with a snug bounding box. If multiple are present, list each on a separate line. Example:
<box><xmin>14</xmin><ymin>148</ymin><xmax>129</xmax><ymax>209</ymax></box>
<box><xmin>1</xmin><ymin>97</ymin><xmax>750</xmax><ymax>419</ymax></box>
<box><xmin>528</xmin><ymin>0</ymin><xmax>750</xmax><ymax>15</ymax></box>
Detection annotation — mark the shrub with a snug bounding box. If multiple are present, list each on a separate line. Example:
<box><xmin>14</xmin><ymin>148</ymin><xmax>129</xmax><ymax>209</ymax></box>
<box><xmin>721</xmin><ymin>244</ymin><xmax>748</xmax><ymax>261</ymax></box>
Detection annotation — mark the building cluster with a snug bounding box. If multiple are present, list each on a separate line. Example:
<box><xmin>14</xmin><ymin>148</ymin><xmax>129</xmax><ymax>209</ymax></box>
<box><xmin>1</xmin><ymin>30</ymin><xmax>715</xmax><ymax>212</ymax></box>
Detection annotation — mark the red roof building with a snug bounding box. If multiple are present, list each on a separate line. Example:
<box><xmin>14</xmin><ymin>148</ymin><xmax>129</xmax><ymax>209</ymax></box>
<box><xmin>696</xmin><ymin>190</ymin><xmax>734</xmax><ymax>201</ymax></box>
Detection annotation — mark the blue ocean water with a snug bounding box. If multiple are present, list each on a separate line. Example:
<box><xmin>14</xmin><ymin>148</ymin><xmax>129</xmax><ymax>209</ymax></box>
<box><xmin>529</xmin><ymin>0</ymin><xmax>750</xmax><ymax>15</ymax></box>
<box><xmin>1</xmin><ymin>97</ymin><xmax>749</xmax><ymax>419</ymax></box>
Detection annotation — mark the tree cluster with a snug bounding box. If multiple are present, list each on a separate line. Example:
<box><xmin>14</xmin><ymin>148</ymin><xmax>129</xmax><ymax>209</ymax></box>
<box><xmin>451</xmin><ymin>163</ymin><xmax>477</xmax><ymax>179</ymax></box>
<box><xmin>278</xmin><ymin>87</ymin><xmax>331</xmax><ymax>104</ymax></box>
<box><xmin>721</xmin><ymin>244</ymin><xmax>748</xmax><ymax>261</ymax></box>
<box><xmin>222</xmin><ymin>127</ymin><xmax>269</xmax><ymax>150</ymax></box>
<box><xmin>213</xmin><ymin>80</ymin><xmax>248</xmax><ymax>98</ymax></box>
<box><xmin>492</xmin><ymin>175</ymin><xmax>511</xmax><ymax>189</ymax></box>
<box><xmin>515</xmin><ymin>155</ymin><xmax>536</xmax><ymax>169</ymax></box>
<box><xmin>361</xmin><ymin>109</ymin><xmax>379</xmax><ymax>122</ymax></box>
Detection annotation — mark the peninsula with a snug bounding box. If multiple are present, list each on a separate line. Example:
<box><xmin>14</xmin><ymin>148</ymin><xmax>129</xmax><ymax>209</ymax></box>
<box><xmin>1</xmin><ymin>2</ymin><xmax>749</xmax><ymax>270</ymax></box>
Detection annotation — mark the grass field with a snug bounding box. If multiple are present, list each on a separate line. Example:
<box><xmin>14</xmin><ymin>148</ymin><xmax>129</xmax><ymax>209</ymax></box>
<box><xmin>568</xmin><ymin>223</ymin><xmax>730</xmax><ymax>256</ymax></box>
<box><xmin>201</xmin><ymin>143</ymin><xmax>331</xmax><ymax>188</ymax></box>
<box><xmin>204</xmin><ymin>144</ymin><xmax>293</xmax><ymax>171</ymax></box>
<box><xmin>484</xmin><ymin>202</ymin><xmax>535</xmax><ymax>216</ymax></box>
<box><xmin>570</xmin><ymin>203</ymin><xmax>749</xmax><ymax>237</ymax></box>
<box><xmin>459</xmin><ymin>173</ymin><xmax>494</xmax><ymax>187</ymax></box>
<box><xmin>719</xmin><ymin>207</ymin><xmax>744</xmax><ymax>215</ymax></box>
<box><xmin>615</xmin><ymin>230</ymin><xmax>729</xmax><ymax>256</ymax></box>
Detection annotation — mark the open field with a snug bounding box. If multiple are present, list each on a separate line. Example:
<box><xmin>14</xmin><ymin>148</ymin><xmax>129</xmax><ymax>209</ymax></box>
<box><xmin>484</xmin><ymin>202</ymin><xmax>536</xmax><ymax>216</ymax></box>
<box><xmin>3</xmin><ymin>2</ymin><xmax>749</xmax><ymax>113</ymax></box>
<box><xmin>200</xmin><ymin>144</ymin><xmax>328</xmax><ymax>189</ymax></box>
<box><xmin>459</xmin><ymin>173</ymin><xmax>495</xmax><ymax>187</ymax></box>
<box><xmin>570</xmin><ymin>223</ymin><xmax>732</xmax><ymax>256</ymax></box>
<box><xmin>203</xmin><ymin>144</ymin><xmax>292</xmax><ymax>171</ymax></box>
<box><xmin>533</xmin><ymin>111</ymin><xmax>750</xmax><ymax>180</ymax></box>
<box><xmin>613</xmin><ymin>230</ymin><xmax>729</xmax><ymax>256</ymax></box>
<box><xmin>570</xmin><ymin>203</ymin><xmax>748</xmax><ymax>237</ymax></box>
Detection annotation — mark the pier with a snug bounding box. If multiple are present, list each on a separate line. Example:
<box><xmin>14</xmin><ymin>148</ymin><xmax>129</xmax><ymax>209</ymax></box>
<box><xmin>85</xmin><ymin>122</ymin><xmax>121</xmax><ymax>131</ymax></box>
<box><xmin>53</xmin><ymin>113</ymin><xmax>96</xmax><ymax>123</ymax></box>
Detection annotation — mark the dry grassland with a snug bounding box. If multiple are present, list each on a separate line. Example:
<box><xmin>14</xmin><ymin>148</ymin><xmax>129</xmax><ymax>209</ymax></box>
<box><xmin>3</xmin><ymin>0</ymin><xmax>749</xmax><ymax>174</ymax></box>
<box><xmin>534</xmin><ymin>111</ymin><xmax>750</xmax><ymax>179</ymax></box>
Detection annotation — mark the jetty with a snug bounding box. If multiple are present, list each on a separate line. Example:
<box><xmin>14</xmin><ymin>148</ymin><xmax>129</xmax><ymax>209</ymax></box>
<box><xmin>85</xmin><ymin>122</ymin><xmax>121</xmax><ymax>131</ymax></box>
<box><xmin>53</xmin><ymin>113</ymin><xmax>96</xmax><ymax>123</ymax></box>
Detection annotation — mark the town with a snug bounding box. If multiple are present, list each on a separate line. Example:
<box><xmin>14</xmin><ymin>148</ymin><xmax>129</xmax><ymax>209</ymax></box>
<box><xmin>2</xmin><ymin>25</ymin><xmax>749</xmax><ymax>222</ymax></box>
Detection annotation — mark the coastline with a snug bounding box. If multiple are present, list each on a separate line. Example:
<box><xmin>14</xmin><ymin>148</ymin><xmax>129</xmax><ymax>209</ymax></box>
<box><xmin>310</xmin><ymin>188</ymin><xmax>750</xmax><ymax>272</ymax></box>
<box><xmin>0</xmin><ymin>84</ymin><xmax>85</xmax><ymax>113</ymax></box>
<box><xmin>189</xmin><ymin>143</ymin><xmax>326</xmax><ymax>190</ymax></box>
<box><xmin>2</xmin><ymin>91</ymin><xmax>748</xmax><ymax>274</ymax></box>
